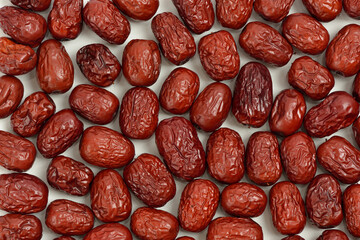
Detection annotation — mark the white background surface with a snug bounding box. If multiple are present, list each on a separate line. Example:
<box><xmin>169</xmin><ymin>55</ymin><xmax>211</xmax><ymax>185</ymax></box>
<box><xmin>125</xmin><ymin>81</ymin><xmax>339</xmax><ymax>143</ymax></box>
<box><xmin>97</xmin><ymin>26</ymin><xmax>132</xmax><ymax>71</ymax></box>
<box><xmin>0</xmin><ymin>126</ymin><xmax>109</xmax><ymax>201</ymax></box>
<box><xmin>0</xmin><ymin>0</ymin><xmax>359</xmax><ymax>239</ymax></box>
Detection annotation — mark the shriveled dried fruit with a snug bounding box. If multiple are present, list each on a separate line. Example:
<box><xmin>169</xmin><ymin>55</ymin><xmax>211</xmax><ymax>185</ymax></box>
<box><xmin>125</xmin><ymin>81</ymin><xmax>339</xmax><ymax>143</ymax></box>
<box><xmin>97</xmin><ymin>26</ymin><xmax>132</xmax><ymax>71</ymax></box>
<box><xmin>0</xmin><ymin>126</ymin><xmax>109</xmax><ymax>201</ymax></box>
<box><xmin>215</xmin><ymin>0</ymin><xmax>253</xmax><ymax>29</ymax></box>
<box><xmin>113</xmin><ymin>0</ymin><xmax>159</xmax><ymax>20</ymax></box>
<box><xmin>11</xmin><ymin>0</ymin><xmax>51</xmax><ymax>11</ymax></box>
<box><xmin>343</xmin><ymin>0</ymin><xmax>360</xmax><ymax>19</ymax></box>
<box><xmin>254</xmin><ymin>0</ymin><xmax>294</xmax><ymax>22</ymax></box>
<box><xmin>0</xmin><ymin>75</ymin><xmax>23</xmax><ymax>119</ymax></box>
<box><xmin>0</xmin><ymin>213</ymin><xmax>42</xmax><ymax>240</ymax></box>
<box><xmin>353</xmin><ymin>116</ymin><xmax>360</xmax><ymax>148</ymax></box>
<box><xmin>83</xmin><ymin>223</ymin><xmax>132</xmax><ymax>240</ymax></box>
<box><xmin>316</xmin><ymin>230</ymin><xmax>349</xmax><ymax>240</ymax></box>
<box><xmin>343</xmin><ymin>184</ymin><xmax>360</xmax><ymax>237</ymax></box>
<box><xmin>302</xmin><ymin>0</ymin><xmax>342</xmax><ymax>21</ymax></box>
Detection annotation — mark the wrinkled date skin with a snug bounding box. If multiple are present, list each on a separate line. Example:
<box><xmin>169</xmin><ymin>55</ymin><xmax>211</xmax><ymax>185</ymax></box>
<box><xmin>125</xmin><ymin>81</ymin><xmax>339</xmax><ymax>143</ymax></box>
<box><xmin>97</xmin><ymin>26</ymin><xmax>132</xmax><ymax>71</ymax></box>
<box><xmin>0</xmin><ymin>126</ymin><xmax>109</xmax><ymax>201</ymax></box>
<box><xmin>246</xmin><ymin>132</ymin><xmax>282</xmax><ymax>186</ymax></box>
<box><xmin>0</xmin><ymin>173</ymin><xmax>48</xmax><ymax>214</ymax></box>
<box><xmin>0</xmin><ymin>130</ymin><xmax>36</xmax><ymax>172</ymax></box>
<box><xmin>239</xmin><ymin>21</ymin><xmax>293</xmax><ymax>66</ymax></box>
<box><xmin>316</xmin><ymin>230</ymin><xmax>349</xmax><ymax>240</ymax></box>
<box><xmin>288</xmin><ymin>56</ymin><xmax>334</xmax><ymax>100</ymax></box>
<box><xmin>282</xmin><ymin>13</ymin><xmax>329</xmax><ymax>55</ymax></box>
<box><xmin>198</xmin><ymin>30</ymin><xmax>240</xmax><ymax>81</ymax></box>
<box><xmin>155</xmin><ymin>117</ymin><xmax>206</xmax><ymax>181</ymax></box>
<box><xmin>304</xmin><ymin>91</ymin><xmax>359</xmax><ymax>138</ymax></box>
<box><xmin>119</xmin><ymin>87</ymin><xmax>159</xmax><ymax>139</ymax></box>
<box><xmin>302</xmin><ymin>0</ymin><xmax>342</xmax><ymax>21</ymax></box>
<box><xmin>83</xmin><ymin>0</ymin><xmax>130</xmax><ymax>44</ymax></box>
<box><xmin>343</xmin><ymin>184</ymin><xmax>360</xmax><ymax>237</ymax></box>
<box><xmin>123</xmin><ymin>153</ymin><xmax>176</xmax><ymax>208</ymax></box>
<box><xmin>317</xmin><ymin>136</ymin><xmax>360</xmax><ymax>184</ymax></box>
<box><xmin>221</xmin><ymin>182</ymin><xmax>267</xmax><ymax>218</ymax></box>
<box><xmin>0</xmin><ymin>75</ymin><xmax>23</xmax><ymax>119</ymax></box>
<box><xmin>91</xmin><ymin>169</ymin><xmax>132</xmax><ymax>223</ymax></box>
<box><xmin>84</xmin><ymin>223</ymin><xmax>132</xmax><ymax>240</ymax></box>
<box><xmin>306</xmin><ymin>174</ymin><xmax>343</xmax><ymax>228</ymax></box>
<box><xmin>280</xmin><ymin>132</ymin><xmax>317</xmax><ymax>184</ymax></box>
<box><xmin>0</xmin><ymin>6</ymin><xmax>46</xmax><ymax>48</ymax></box>
<box><xmin>0</xmin><ymin>214</ymin><xmax>42</xmax><ymax>240</ymax></box>
<box><xmin>270</xmin><ymin>181</ymin><xmax>306</xmax><ymax>235</ymax></box>
<box><xmin>69</xmin><ymin>84</ymin><xmax>119</xmax><ymax>125</ymax></box>
<box><xmin>326</xmin><ymin>24</ymin><xmax>360</xmax><ymax>77</ymax></box>
<box><xmin>216</xmin><ymin>0</ymin><xmax>253</xmax><ymax>29</ymax></box>
<box><xmin>206</xmin><ymin>127</ymin><xmax>245</xmax><ymax>184</ymax></box>
<box><xmin>282</xmin><ymin>236</ymin><xmax>305</xmax><ymax>240</ymax></box>
<box><xmin>37</xmin><ymin>39</ymin><xmax>74</xmax><ymax>94</ymax></box>
<box><xmin>269</xmin><ymin>89</ymin><xmax>306</xmax><ymax>136</ymax></box>
<box><xmin>178</xmin><ymin>179</ymin><xmax>220</xmax><ymax>232</ymax></box>
<box><xmin>353</xmin><ymin>117</ymin><xmax>360</xmax><ymax>147</ymax></box>
<box><xmin>352</xmin><ymin>73</ymin><xmax>360</xmax><ymax>102</ymax></box>
<box><xmin>48</xmin><ymin>0</ymin><xmax>83</xmax><ymax>40</ymax></box>
<box><xmin>11</xmin><ymin>91</ymin><xmax>55</xmax><ymax>137</ymax></box>
<box><xmin>344</xmin><ymin>0</ymin><xmax>360</xmax><ymax>19</ymax></box>
<box><xmin>37</xmin><ymin>109</ymin><xmax>83</xmax><ymax>158</ymax></box>
<box><xmin>47</xmin><ymin>156</ymin><xmax>94</xmax><ymax>196</ymax></box>
<box><xmin>232</xmin><ymin>62</ymin><xmax>273</xmax><ymax>128</ymax></box>
<box><xmin>131</xmin><ymin>207</ymin><xmax>179</xmax><ymax>240</ymax></box>
<box><xmin>122</xmin><ymin>39</ymin><xmax>161</xmax><ymax>86</ymax></box>
<box><xmin>207</xmin><ymin>217</ymin><xmax>263</xmax><ymax>240</ymax></box>
<box><xmin>80</xmin><ymin>126</ymin><xmax>134</xmax><ymax>168</ymax></box>
<box><xmin>254</xmin><ymin>0</ymin><xmax>294</xmax><ymax>22</ymax></box>
<box><xmin>190</xmin><ymin>82</ymin><xmax>232</xmax><ymax>132</ymax></box>
<box><xmin>0</xmin><ymin>37</ymin><xmax>37</xmax><ymax>75</ymax></box>
<box><xmin>46</xmin><ymin>199</ymin><xmax>94</xmax><ymax>235</ymax></box>
<box><xmin>10</xmin><ymin>0</ymin><xmax>51</xmax><ymax>11</ymax></box>
<box><xmin>113</xmin><ymin>0</ymin><xmax>159</xmax><ymax>20</ymax></box>
<box><xmin>159</xmin><ymin>67</ymin><xmax>199</xmax><ymax>115</ymax></box>
<box><xmin>172</xmin><ymin>0</ymin><xmax>214</xmax><ymax>34</ymax></box>
<box><xmin>151</xmin><ymin>12</ymin><xmax>196</xmax><ymax>65</ymax></box>
<box><xmin>54</xmin><ymin>237</ymin><xmax>75</xmax><ymax>240</ymax></box>
<box><xmin>76</xmin><ymin>44</ymin><xmax>121</xmax><ymax>87</ymax></box>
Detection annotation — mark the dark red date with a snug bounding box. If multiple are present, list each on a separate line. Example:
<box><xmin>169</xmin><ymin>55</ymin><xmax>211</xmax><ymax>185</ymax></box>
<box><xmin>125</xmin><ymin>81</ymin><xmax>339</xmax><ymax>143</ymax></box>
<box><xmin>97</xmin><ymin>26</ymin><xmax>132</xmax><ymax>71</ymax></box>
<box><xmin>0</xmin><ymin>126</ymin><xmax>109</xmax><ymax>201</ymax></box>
<box><xmin>54</xmin><ymin>237</ymin><xmax>75</xmax><ymax>240</ymax></box>
<box><xmin>0</xmin><ymin>75</ymin><xmax>23</xmax><ymax>119</ymax></box>
<box><xmin>113</xmin><ymin>0</ymin><xmax>159</xmax><ymax>20</ymax></box>
<box><xmin>343</xmin><ymin>184</ymin><xmax>360</xmax><ymax>237</ymax></box>
<box><xmin>254</xmin><ymin>0</ymin><xmax>294</xmax><ymax>22</ymax></box>
<box><xmin>83</xmin><ymin>223</ymin><xmax>132</xmax><ymax>240</ymax></box>
<box><xmin>302</xmin><ymin>0</ymin><xmax>342</xmax><ymax>21</ymax></box>
<box><xmin>316</xmin><ymin>230</ymin><xmax>349</xmax><ymax>240</ymax></box>
<box><xmin>352</xmin><ymin>72</ymin><xmax>360</xmax><ymax>102</ymax></box>
<box><xmin>282</xmin><ymin>236</ymin><xmax>305</xmax><ymax>240</ymax></box>
<box><xmin>216</xmin><ymin>0</ymin><xmax>253</xmax><ymax>29</ymax></box>
<box><xmin>0</xmin><ymin>214</ymin><xmax>42</xmax><ymax>240</ymax></box>
<box><xmin>353</xmin><ymin>116</ymin><xmax>360</xmax><ymax>147</ymax></box>
<box><xmin>11</xmin><ymin>0</ymin><xmax>50</xmax><ymax>11</ymax></box>
<box><xmin>344</xmin><ymin>0</ymin><xmax>360</xmax><ymax>19</ymax></box>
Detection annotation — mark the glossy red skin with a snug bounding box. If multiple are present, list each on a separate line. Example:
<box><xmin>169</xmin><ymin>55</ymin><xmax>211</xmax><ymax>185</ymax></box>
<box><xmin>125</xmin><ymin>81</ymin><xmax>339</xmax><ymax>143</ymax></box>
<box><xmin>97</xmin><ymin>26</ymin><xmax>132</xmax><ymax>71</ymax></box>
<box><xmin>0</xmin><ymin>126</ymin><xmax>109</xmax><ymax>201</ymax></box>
<box><xmin>0</xmin><ymin>75</ymin><xmax>23</xmax><ymax>118</ymax></box>
<box><xmin>48</xmin><ymin>0</ymin><xmax>83</xmax><ymax>40</ymax></box>
<box><xmin>11</xmin><ymin>91</ymin><xmax>55</xmax><ymax>137</ymax></box>
<box><xmin>0</xmin><ymin>6</ymin><xmax>46</xmax><ymax>48</ymax></box>
<box><xmin>37</xmin><ymin>109</ymin><xmax>83</xmax><ymax>158</ymax></box>
<box><xmin>206</xmin><ymin>127</ymin><xmax>245</xmax><ymax>184</ymax></box>
<box><xmin>221</xmin><ymin>182</ymin><xmax>267</xmax><ymax>218</ymax></box>
<box><xmin>54</xmin><ymin>237</ymin><xmax>75</xmax><ymax>240</ymax></box>
<box><xmin>0</xmin><ymin>173</ymin><xmax>48</xmax><ymax>214</ymax></box>
<box><xmin>119</xmin><ymin>87</ymin><xmax>159</xmax><ymax>139</ymax></box>
<box><xmin>282</xmin><ymin>236</ymin><xmax>304</xmax><ymax>240</ymax></box>
<box><xmin>151</xmin><ymin>12</ymin><xmax>196</xmax><ymax>65</ymax></box>
<box><xmin>0</xmin><ymin>214</ymin><xmax>42</xmax><ymax>240</ymax></box>
<box><xmin>36</xmin><ymin>39</ymin><xmax>74</xmax><ymax>94</ymax></box>
<box><xmin>80</xmin><ymin>126</ymin><xmax>134</xmax><ymax>168</ymax></box>
<box><xmin>269</xmin><ymin>89</ymin><xmax>306</xmax><ymax>136</ymax></box>
<box><xmin>270</xmin><ymin>181</ymin><xmax>306</xmax><ymax>235</ymax></box>
<box><xmin>239</xmin><ymin>21</ymin><xmax>293</xmax><ymax>66</ymax></box>
<box><xmin>190</xmin><ymin>82</ymin><xmax>231</xmax><ymax>132</ymax></box>
<box><xmin>254</xmin><ymin>0</ymin><xmax>294</xmax><ymax>22</ymax></box>
<box><xmin>343</xmin><ymin>184</ymin><xmax>360</xmax><ymax>237</ymax></box>
<box><xmin>159</xmin><ymin>67</ymin><xmax>199</xmax><ymax>114</ymax></box>
<box><xmin>232</xmin><ymin>62</ymin><xmax>273</xmax><ymax>128</ymax></box>
<box><xmin>352</xmin><ymin>73</ymin><xmax>360</xmax><ymax>101</ymax></box>
<box><xmin>177</xmin><ymin>237</ymin><xmax>195</xmax><ymax>240</ymax></box>
<box><xmin>123</xmin><ymin>153</ymin><xmax>176</xmax><ymax>207</ymax></box>
<box><xmin>326</xmin><ymin>24</ymin><xmax>360</xmax><ymax>77</ymax></box>
<box><xmin>288</xmin><ymin>56</ymin><xmax>334</xmax><ymax>100</ymax></box>
<box><xmin>179</xmin><ymin>179</ymin><xmax>220</xmax><ymax>232</ymax></box>
<box><xmin>69</xmin><ymin>84</ymin><xmax>119</xmax><ymax>125</ymax></box>
<box><xmin>302</xmin><ymin>0</ymin><xmax>342</xmax><ymax>21</ymax></box>
<box><xmin>207</xmin><ymin>217</ymin><xmax>263</xmax><ymax>240</ymax></box>
<box><xmin>122</xmin><ymin>39</ymin><xmax>161</xmax><ymax>86</ymax></box>
<box><xmin>46</xmin><ymin>199</ymin><xmax>94</xmax><ymax>235</ymax></box>
<box><xmin>304</xmin><ymin>91</ymin><xmax>359</xmax><ymax>138</ymax></box>
<box><xmin>343</xmin><ymin>0</ymin><xmax>360</xmax><ymax>19</ymax></box>
<box><xmin>47</xmin><ymin>155</ymin><xmax>94</xmax><ymax>196</ymax></box>
<box><xmin>282</xmin><ymin>13</ymin><xmax>329</xmax><ymax>55</ymax></box>
<box><xmin>91</xmin><ymin>169</ymin><xmax>132</xmax><ymax>223</ymax></box>
<box><xmin>76</xmin><ymin>44</ymin><xmax>121</xmax><ymax>87</ymax></box>
<box><xmin>172</xmin><ymin>0</ymin><xmax>214</xmax><ymax>34</ymax></box>
<box><xmin>0</xmin><ymin>130</ymin><xmax>36</xmax><ymax>172</ymax></box>
<box><xmin>155</xmin><ymin>117</ymin><xmax>206</xmax><ymax>181</ymax></box>
<box><xmin>113</xmin><ymin>0</ymin><xmax>159</xmax><ymax>20</ymax></box>
<box><xmin>316</xmin><ymin>230</ymin><xmax>349</xmax><ymax>240</ymax></box>
<box><xmin>353</xmin><ymin>117</ymin><xmax>360</xmax><ymax>147</ymax></box>
<box><xmin>0</xmin><ymin>37</ymin><xmax>37</xmax><ymax>75</ymax></box>
<box><xmin>246</xmin><ymin>131</ymin><xmax>282</xmax><ymax>186</ymax></box>
<box><xmin>83</xmin><ymin>223</ymin><xmax>132</xmax><ymax>240</ymax></box>
<box><xmin>216</xmin><ymin>0</ymin><xmax>253</xmax><ymax>29</ymax></box>
<box><xmin>317</xmin><ymin>136</ymin><xmax>360</xmax><ymax>184</ymax></box>
<box><xmin>280</xmin><ymin>132</ymin><xmax>316</xmax><ymax>184</ymax></box>
<box><xmin>83</xmin><ymin>0</ymin><xmax>130</xmax><ymax>44</ymax></box>
<box><xmin>306</xmin><ymin>174</ymin><xmax>343</xmax><ymax>228</ymax></box>
<box><xmin>198</xmin><ymin>30</ymin><xmax>240</xmax><ymax>81</ymax></box>
<box><xmin>11</xmin><ymin>0</ymin><xmax>50</xmax><ymax>11</ymax></box>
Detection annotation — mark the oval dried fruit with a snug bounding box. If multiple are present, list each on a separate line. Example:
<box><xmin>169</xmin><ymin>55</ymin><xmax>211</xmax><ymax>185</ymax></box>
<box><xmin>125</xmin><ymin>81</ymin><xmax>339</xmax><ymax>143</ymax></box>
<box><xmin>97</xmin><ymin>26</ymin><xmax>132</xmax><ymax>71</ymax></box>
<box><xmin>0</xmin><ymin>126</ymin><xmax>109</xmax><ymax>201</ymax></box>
<box><xmin>0</xmin><ymin>214</ymin><xmax>42</xmax><ymax>240</ymax></box>
<box><xmin>254</xmin><ymin>0</ymin><xmax>294</xmax><ymax>22</ymax></box>
<box><xmin>215</xmin><ymin>0</ymin><xmax>253</xmax><ymax>29</ymax></box>
<box><xmin>113</xmin><ymin>0</ymin><xmax>159</xmax><ymax>20</ymax></box>
<box><xmin>83</xmin><ymin>223</ymin><xmax>132</xmax><ymax>240</ymax></box>
<box><xmin>0</xmin><ymin>75</ymin><xmax>24</xmax><ymax>119</ymax></box>
<box><xmin>343</xmin><ymin>184</ymin><xmax>360</xmax><ymax>237</ymax></box>
<box><xmin>302</xmin><ymin>0</ymin><xmax>342</xmax><ymax>21</ymax></box>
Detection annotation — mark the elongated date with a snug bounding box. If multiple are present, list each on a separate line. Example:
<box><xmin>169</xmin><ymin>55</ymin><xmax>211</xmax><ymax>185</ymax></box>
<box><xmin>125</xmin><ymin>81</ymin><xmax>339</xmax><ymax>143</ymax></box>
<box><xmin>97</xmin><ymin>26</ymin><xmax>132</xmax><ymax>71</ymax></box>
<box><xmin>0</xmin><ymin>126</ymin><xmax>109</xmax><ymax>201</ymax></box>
<box><xmin>0</xmin><ymin>214</ymin><xmax>42</xmax><ymax>240</ymax></box>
